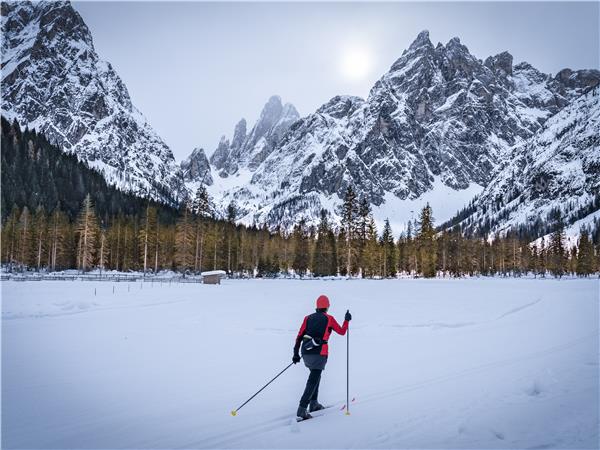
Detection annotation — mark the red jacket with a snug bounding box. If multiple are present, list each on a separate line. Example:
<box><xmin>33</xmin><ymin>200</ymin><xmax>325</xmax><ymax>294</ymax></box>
<box><xmin>294</xmin><ymin>311</ymin><xmax>348</xmax><ymax>356</ymax></box>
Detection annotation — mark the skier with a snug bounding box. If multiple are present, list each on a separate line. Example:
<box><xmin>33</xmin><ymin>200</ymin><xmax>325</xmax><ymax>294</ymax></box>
<box><xmin>292</xmin><ymin>294</ymin><xmax>352</xmax><ymax>420</ymax></box>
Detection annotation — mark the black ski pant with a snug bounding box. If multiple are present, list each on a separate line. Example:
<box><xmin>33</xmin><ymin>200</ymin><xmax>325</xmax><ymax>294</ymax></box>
<box><xmin>299</xmin><ymin>368</ymin><xmax>322</xmax><ymax>408</ymax></box>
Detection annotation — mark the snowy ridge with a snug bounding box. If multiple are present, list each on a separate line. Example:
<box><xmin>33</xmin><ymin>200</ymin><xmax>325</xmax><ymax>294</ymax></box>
<box><xmin>446</xmin><ymin>86</ymin><xmax>600</xmax><ymax>237</ymax></box>
<box><xmin>1</xmin><ymin>0</ymin><xmax>184</xmax><ymax>203</ymax></box>
<box><xmin>207</xmin><ymin>95</ymin><xmax>300</xmax><ymax>177</ymax></box>
<box><xmin>188</xmin><ymin>31</ymin><xmax>599</xmax><ymax>230</ymax></box>
<box><xmin>181</xmin><ymin>147</ymin><xmax>212</xmax><ymax>186</ymax></box>
<box><xmin>3</xmin><ymin>2</ymin><xmax>598</xmax><ymax>232</ymax></box>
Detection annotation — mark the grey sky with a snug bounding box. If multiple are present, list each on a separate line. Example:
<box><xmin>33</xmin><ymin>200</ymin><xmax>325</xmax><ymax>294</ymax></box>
<box><xmin>73</xmin><ymin>1</ymin><xmax>599</xmax><ymax>162</ymax></box>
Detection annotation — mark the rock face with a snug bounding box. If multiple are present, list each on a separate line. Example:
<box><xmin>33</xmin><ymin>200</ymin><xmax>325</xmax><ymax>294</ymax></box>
<box><xmin>1</xmin><ymin>0</ymin><xmax>183</xmax><ymax>202</ymax></box>
<box><xmin>209</xmin><ymin>96</ymin><xmax>300</xmax><ymax>177</ymax></box>
<box><xmin>181</xmin><ymin>148</ymin><xmax>212</xmax><ymax>185</ymax></box>
<box><xmin>199</xmin><ymin>30</ymin><xmax>599</xmax><ymax>229</ymax></box>
<box><xmin>3</xmin><ymin>2</ymin><xmax>597</xmax><ymax>232</ymax></box>
<box><xmin>444</xmin><ymin>85</ymin><xmax>600</xmax><ymax>236</ymax></box>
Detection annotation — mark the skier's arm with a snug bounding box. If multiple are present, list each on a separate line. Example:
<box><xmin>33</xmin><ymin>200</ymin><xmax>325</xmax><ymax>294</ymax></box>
<box><xmin>329</xmin><ymin>316</ymin><xmax>349</xmax><ymax>336</ymax></box>
<box><xmin>293</xmin><ymin>316</ymin><xmax>308</xmax><ymax>356</ymax></box>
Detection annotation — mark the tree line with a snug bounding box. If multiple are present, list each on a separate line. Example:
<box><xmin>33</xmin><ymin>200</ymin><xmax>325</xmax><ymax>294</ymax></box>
<box><xmin>3</xmin><ymin>186</ymin><xmax>598</xmax><ymax>278</ymax></box>
<box><xmin>2</xmin><ymin>116</ymin><xmax>599</xmax><ymax>278</ymax></box>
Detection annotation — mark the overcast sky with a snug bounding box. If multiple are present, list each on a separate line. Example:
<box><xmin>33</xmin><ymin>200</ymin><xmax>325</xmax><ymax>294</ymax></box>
<box><xmin>73</xmin><ymin>1</ymin><xmax>599</xmax><ymax>162</ymax></box>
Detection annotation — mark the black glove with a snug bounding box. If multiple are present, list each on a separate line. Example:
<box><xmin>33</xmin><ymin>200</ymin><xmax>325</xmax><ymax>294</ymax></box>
<box><xmin>292</xmin><ymin>354</ymin><xmax>301</xmax><ymax>364</ymax></box>
<box><xmin>345</xmin><ymin>310</ymin><xmax>352</xmax><ymax>321</ymax></box>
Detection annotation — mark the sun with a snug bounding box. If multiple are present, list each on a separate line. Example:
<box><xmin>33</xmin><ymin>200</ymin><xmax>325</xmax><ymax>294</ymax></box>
<box><xmin>340</xmin><ymin>45</ymin><xmax>372</xmax><ymax>81</ymax></box>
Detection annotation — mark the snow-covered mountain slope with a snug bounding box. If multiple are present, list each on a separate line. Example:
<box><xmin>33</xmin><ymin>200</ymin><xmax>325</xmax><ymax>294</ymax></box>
<box><xmin>181</xmin><ymin>148</ymin><xmax>212</xmax><ymax>186</ymax></box>
<box><xmin>208</xmin><ymin>95</ymin><xmax>300</xmax><ymax>177</ymax></box>
<box><xmin>1</xmin><ymin>0</ymin><xmax>183</xmax><ymax>202</ymax></box>
<box><xmin>444</xmin><ymin>86</ymin><xmax>600</xmax><ymax>237</ymax></box>
<box><xmin>194</xmin><ymin>31</ymin><xmax>599</xmax><ymax>230</ymax></box>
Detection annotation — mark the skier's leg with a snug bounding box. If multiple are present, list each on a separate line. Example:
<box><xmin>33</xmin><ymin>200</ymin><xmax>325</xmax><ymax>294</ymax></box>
<box><xmin>308</xmin><ymin>370</ymin><xmax>325</xmax><ymax>411</ymax></box>
<box><xmin>299</xmin><ymin>369</ymin><xmax>321</xmax><ymax>408</ymax></box>
<box><xmin>310</xmin><ymin>370</ymin><xmax>321</xmax><ymax>401</ymax></box>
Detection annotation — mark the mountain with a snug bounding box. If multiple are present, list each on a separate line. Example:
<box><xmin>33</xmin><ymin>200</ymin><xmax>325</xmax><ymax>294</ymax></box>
<box><xmin>198</xmin><ymin>31</ymin><xmax>599</xmax><ymax>230</ymax></box>
<box><xmin>1</xmin><ymin>0</ymin><xmax>183</xmax><ymax>203</ymax></box>
<box><xmin>181</xmin><ymin>148</ymin><xmax>212</xmax><ymax>186</ymax></box>
<box><xmin>4</xmin><ymin>3</ymin><xmax>597</xmax><ymax>236</ymax></box>
<box><xmin>208</xmin><ymin>95</ymin><xmax>300</xmax><ymax>176</ymax></box>
<box><xmin>442</xmin><ymin>85</ymin><xmax>600</xmax><ymax>239</ymax></box>
<box><xmin>0</xmin><ymin>116</ymin><xmax>180</xmax><ymax>222</ymax></box>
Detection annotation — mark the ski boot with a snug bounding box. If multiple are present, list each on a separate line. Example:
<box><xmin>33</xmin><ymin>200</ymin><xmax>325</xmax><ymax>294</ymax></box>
<box><xmin>309</xmin><ymin>400</ymin><xmax>325</xmax><ymax>412</ymax></box>
<box><xmin>296</xmin><ymin>406</ymin><xmax>313</xmax><ymax>421</ymax></box>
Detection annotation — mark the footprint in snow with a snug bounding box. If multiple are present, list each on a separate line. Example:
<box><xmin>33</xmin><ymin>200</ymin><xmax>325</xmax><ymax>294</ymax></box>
<box><xmin>526</xmin><ymin>380</ymin><xmax>543</xmax><ymax>397</ymax></box>
<box><xmin>492</xmin><ymin>430</ymin><xmax>505</xmax><ymax>440</ymax></box>
<box><xmin>375</xmin><ymin>432</ymin><xmax>390</xmax><ymax>443</ymax></box>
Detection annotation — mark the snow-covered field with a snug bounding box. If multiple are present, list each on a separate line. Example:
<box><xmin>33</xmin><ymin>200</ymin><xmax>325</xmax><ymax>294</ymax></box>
<box><xmin>2</xmin><ymin>278</ymin><xmax>598</xmax><ymax>449</ymax></box>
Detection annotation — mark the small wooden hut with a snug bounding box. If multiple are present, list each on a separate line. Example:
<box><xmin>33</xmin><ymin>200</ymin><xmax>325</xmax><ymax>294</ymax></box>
<box><xmin>201</xmin><ymin>270</ymin><xmax>226</xmax><ymax>285</ymax></box>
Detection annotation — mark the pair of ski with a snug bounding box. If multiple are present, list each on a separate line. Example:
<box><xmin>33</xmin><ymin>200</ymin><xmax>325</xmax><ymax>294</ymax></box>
<box><xmin>295</xmin><ymin>398</ymin><xmax>356</xmax><ymax>422</ymax></box>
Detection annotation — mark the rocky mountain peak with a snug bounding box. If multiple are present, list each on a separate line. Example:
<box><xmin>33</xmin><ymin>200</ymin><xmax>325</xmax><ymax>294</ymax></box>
<box><xmin>209</xmin><ymin>136</ymin><xmax>229</xmax><ymax>169</ymax></box>
<box><xmin>554</xmin><ymin>68</ymin><xmax>600</xmax><ymax>91</ymax></box>
<box><xmin>408</xmin><ymin>29</ymin><xmax>432</xmax><ymax>51</ymax></box>
<box><xmin>231</xmin><ymin>118</ymin><xmax>247</xmax><ymax>149</ymax></box>
<box><xmin>485</xmin><ymin>51</ymin><xmax>513</xmax><ymax>76</ymax></box>
<box><xmin>204</xmin><ymin>95</ymin><xmax>300</xmax><ymax>177</ymax></box>
<box><xmin>316</xmin><ymin>95</ymin><xmax>365</xmax><ymax>118</ymax></box>
<box><xmin>1</xmin><ymin>0</ymin><xmax>183</xmax><ymax>202</ymax></box>
<box><xmin>181</xmin><ymin>147</ymin><xmax>212</xmax><ymax>185</ymax></box>
<box><xmin>200</xmin><ymin>30</ymin><xmax>600</xmax><ymax>230</ymax></box>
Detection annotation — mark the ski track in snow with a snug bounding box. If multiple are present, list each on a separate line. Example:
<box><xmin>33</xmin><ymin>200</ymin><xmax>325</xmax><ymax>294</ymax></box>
<box><xmin>496</xmin><ymin>298</ymin><xmax>543</xmax><ymax>320</ymax></box>
<box><xmin>2</xmin><ymin>278</ymin><xmax>598</xmax><ymax>449</ymax></box>
<box><xmin>183</xmin><ymin>333</ymin><xmax>597</xmax><ymax>448</ymax></box>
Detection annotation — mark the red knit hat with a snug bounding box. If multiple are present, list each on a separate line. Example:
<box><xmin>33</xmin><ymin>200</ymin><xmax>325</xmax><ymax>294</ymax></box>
<box><xmin>316</xmin><ymin>295</ymin><xmax>330</xmax><ymax>309</ymax></box>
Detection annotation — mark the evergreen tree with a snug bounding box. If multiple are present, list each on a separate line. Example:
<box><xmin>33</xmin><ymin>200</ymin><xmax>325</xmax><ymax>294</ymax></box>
<box><xmin>75</xmin><ymin>194</ymin><xmax>98</xmax><ymax>272</ymax></box>
<box><xmin>437</xmin><ymin>231</ymin><xmax>449</xmax><ymax>276</ymax></box>
<box><xmin>530</xmin><ymin>242</ymin><xmax>539</xmax><ymax>277</ymax></box>
<box><xmin>48</xmin><ymin>207</ymin><xmax>69</xmax><ymax>271</ymax></box>
<box><xmin>538</xmin><ymin>237</ymin><xmax>547</xmax><ymax>277</ymax></box>
<box><xmin>417</xmin><ymin>203</ymin><xmax>437</xmax><ymax>277</ymax></box>
<box><xmin>576</xmin><ymin>229</ymin><xmax>595</xmax><ymax>276</ymax></box>
<box><xmin>292</xmin><ymin>219</ymin><xmax>309</xmax><ymax>276</ymax></box>
<box><xmin>313</xmin><ymin>210</ymin><xmax>336</xmax><ymax>277</ymax></box>
<box><xmin>337</xmin><ymin>228</ymin><xmax>347</xmax><ymax>276</ymax></box>
<box><xmin>192</xmin><ymin>184</ymin><xmax>213</xmax><ymax>218</ymax></box>
<box><xmin>175</xmin><ymin>204</ymin><xmax>194</xmax><ymax>271</ymax></box>
<box><xmin>340</xmin><ymin>186</ymin><xmax>358</xmax><ymax>276</ymax></box>
<box><xmin>357</xmin><ymin>198</ymin><xmax>371</xmax><ymax>274</ymax></box>
<box><xmin>192</xmin><ymin>216</ymin><xmax>205</xmax><ymax>274</ymax></box>
<box><xmin>549</xmin><ymin>215</ymin><xmax>567</xmax><ymax>278</ymax></box>
<box><xmin>139</xmin><ymin>204</ymin><xmax>158</xmax><ymax>274</ymax></box>
<box><xmin>18</xmin><ymin>206</ymin><xmax>32</xmax><ymax>267</ymax></box>
<box><xmin>98</xmin><ymin>228</ymin><xmax>108</xmax><ymax>273</ymax></box>
<box><xmin>2</xmin><ymin>206</ymin><xmax>20</xmax><ymax>268</ymax></box>
<box><xmin>380</xmin><ymin>219</ymin><xmax>396</xmax><ymax>277</ymax></box>
<box><xmin>363</xmin><ymin>217</ymin><xmax>380</xmax><ymax>277</ymax></box>
<box><xmin>32</xmin><ymin>205</ymin><xmax>47</xmax><ymax>270</ymax></box>
<box><xmin>226</xmin><ymin>201</ymin><xmax>237</xmax><ymax>274</ymax></box>
<box><xmin>405</xmin><ymin>220</ymin><xmax>418</xmax><ymax>275</ymax></box>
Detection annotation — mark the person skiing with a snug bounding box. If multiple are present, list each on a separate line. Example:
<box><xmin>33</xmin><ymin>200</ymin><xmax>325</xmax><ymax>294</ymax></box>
<box><xmin>292</xmin><ymin>294</ymin><xmax>352</xmax><ymax>420</ymax></box>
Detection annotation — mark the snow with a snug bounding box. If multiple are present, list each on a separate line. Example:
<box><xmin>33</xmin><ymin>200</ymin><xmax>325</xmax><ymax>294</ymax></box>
<box><xmin>434</xmin><ymin>90</ymin><xmax>462</xmax><ymax>114</ymax></box>
<box><xmin>532</xmin><ymin>209</ymin><xmax>600</xmax><ymax>249</ymax></box>
<box><xmin>372</xmin><ymin>179</ymin><xmax>484</xmax><ymax>233</ymax></box>
<box><xmin>201</xmin><ymin>270</ymin><xmax>226</xmax><ymax>276</ymax></box>
<box><xmin>2</xmin><ymin>278</ymin><xmax>598</xmax><ymax>449</ymax></box>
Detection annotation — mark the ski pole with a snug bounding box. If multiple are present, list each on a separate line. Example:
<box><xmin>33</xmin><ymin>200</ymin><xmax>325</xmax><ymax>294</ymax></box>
<box><xmin>346</xmin><ymin>309</ymin><xmax>350</xmax><ymax>416</ymax></box>
<box><xmin>231</xmin><ymin>362</ymin><xmax>295</xmax><ymax>416</ymax></box>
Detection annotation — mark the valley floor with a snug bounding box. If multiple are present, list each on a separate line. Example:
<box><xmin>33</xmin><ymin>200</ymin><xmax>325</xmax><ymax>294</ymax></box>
<box><xmin>2</xmin><ymin>278</ymin><xmax>599</xmax><ymax>449</ymax></box>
